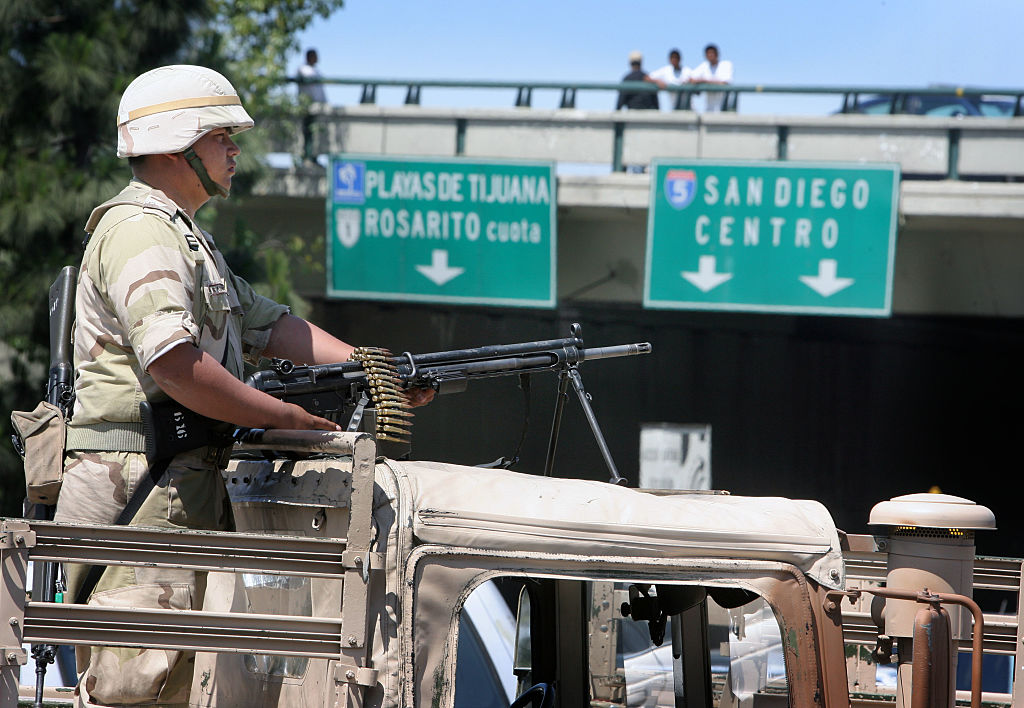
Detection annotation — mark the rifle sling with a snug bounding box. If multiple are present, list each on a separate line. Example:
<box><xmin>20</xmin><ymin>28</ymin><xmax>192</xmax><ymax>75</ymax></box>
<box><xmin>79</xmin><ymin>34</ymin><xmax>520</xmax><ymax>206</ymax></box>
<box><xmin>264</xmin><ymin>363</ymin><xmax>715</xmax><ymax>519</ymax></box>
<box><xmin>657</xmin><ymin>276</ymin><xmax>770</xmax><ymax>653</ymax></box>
<box><xmin>72</xmin><ymin>456</ymin><xmax>172</xmax><ymax>606</ymax></box>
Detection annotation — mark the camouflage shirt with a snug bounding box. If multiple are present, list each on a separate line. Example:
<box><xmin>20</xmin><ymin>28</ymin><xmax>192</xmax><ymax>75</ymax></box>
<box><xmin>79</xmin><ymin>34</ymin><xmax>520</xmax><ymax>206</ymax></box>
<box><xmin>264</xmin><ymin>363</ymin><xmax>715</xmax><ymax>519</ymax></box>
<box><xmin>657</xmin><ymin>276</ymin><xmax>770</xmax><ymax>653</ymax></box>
<box><xmin>70</xmin><ymin>180</ymin><xmax>288</xmax><ymax>429</ymax></box>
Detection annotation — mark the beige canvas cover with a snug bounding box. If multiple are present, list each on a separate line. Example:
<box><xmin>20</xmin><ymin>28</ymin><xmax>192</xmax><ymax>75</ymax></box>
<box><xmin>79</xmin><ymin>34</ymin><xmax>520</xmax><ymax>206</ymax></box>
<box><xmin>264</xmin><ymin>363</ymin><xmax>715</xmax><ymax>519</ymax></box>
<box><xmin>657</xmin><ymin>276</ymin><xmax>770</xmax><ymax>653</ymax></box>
<box><xmin>383</xmin><ymin>459</ymin><xmax>846</xmax><ymax>590</ymax></box>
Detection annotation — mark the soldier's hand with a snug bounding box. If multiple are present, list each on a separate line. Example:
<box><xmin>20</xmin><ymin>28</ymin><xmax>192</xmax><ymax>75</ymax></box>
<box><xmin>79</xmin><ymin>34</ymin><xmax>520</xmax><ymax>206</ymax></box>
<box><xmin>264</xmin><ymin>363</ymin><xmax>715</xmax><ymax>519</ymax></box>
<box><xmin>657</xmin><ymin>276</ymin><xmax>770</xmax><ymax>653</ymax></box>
<box><xmin>281</xmin><ymin>402</ymin><xmax>342</xmax><ymax>431</ymax></box>
<box><xmin>405</xmin><ymin>386</ymin><xmax>435</xmax><ymax>408</ymax></box>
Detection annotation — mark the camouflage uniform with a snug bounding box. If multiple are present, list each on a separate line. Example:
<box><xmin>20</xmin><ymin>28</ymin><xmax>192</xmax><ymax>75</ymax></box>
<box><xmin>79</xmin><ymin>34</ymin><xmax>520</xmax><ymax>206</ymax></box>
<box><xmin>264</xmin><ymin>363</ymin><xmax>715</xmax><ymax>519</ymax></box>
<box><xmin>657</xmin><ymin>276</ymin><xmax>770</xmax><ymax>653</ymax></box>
<box><xmin>54</xmin><ymin>180</ymin><xmax>288</xmax><ymax>706</ymax></box>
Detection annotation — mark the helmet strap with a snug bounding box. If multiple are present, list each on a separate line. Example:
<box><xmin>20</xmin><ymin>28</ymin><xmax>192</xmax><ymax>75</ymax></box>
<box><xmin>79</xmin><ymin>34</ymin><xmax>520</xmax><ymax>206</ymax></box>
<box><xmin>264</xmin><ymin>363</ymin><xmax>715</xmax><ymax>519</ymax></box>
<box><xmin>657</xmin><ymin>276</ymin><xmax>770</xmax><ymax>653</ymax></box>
<box><xmin>183</xmin><ymin>146</ymin><xmax>228</xmax><ymax>198</ymax></box>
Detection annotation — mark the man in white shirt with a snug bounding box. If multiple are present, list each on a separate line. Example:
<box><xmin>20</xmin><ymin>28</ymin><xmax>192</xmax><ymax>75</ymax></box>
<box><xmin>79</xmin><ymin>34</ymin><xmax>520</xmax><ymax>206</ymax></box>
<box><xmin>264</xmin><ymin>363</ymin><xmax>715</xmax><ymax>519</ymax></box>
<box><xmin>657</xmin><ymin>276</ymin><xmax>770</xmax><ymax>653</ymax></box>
<box><xmin>297</xmin><ymin>48</ymin><xmax>327</xmax><ymax>104</ymax></box>
<box><xmin>297</xmin><ymin>48</ymin><xmax>327</xmax><ymax>164</ymax></box>
<box><xmin>689</xmin><ymin>43</ymin><xmax>734</xmax><ymax>112</ymax></box>
<box><xmin>648</xmin><ymin>49</ymin><xmax>691</xmax><ymax>110</ymax></box>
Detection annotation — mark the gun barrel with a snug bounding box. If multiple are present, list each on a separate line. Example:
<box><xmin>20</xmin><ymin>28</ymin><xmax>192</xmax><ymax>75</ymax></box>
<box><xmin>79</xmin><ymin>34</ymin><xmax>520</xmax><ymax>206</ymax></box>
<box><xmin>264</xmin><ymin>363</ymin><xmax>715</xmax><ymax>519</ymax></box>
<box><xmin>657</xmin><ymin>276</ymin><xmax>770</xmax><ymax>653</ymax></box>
<box><xmin>401</xmin><ymin>342</ymin><xmax>651</xmax><ymax>383</ymax></box>
<box><xmin>400</xmin><ymin>336</ymin><xmax>584</xmax><ymax>367</ymax></box>
<box><xmin>579</xmin><ymin>343</ymin><xmax>652</xmax><ymax>361</ymax></box>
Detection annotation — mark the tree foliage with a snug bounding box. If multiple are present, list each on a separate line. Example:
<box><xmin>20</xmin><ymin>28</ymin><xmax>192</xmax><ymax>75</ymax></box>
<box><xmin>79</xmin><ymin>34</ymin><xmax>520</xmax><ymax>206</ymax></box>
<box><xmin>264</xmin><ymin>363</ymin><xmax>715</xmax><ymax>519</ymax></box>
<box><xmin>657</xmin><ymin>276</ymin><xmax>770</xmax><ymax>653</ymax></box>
<box><xmin>0</xmin><ymin>0</ymin><xmax>343</xmax><ymax>511</ymax></box>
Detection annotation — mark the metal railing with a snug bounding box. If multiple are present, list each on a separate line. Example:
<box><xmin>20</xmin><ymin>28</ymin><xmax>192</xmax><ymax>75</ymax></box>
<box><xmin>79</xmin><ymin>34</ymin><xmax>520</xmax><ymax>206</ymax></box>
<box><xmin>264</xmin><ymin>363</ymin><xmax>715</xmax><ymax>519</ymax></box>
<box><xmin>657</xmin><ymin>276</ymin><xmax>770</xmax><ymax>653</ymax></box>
<box><xmin>842</xmin><ymin>535</ymin><xmax>1022</xmax><ymax>705</ymax></box>
<box><xmin>291</xmin><ymin>76</ymin><xmax>1024</xmax><ymax>115</ymax></box>
<box><xmin>0</xmin><ymin>431</ymin><xmax>380</xmax><ymax>708</ymax></box>
<box><xmin>282</xmin><ymin>77</ymin><xmax>1024</xmax><ymax>180</ymax></box>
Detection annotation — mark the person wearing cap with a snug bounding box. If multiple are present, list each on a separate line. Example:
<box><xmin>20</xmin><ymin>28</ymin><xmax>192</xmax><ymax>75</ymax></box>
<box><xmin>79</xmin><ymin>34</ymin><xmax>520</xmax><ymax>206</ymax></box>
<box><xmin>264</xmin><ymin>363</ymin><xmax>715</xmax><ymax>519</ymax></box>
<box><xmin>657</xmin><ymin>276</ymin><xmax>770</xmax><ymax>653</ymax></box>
<box><xmin>53</xmin><ymin>64</ymin><xmax>427</xmax><ymax>706</ymax></box>
<box><xmin>615</xmin><ymin>50</ymin><xmax>659</xmax><ymax>110</ymax></box>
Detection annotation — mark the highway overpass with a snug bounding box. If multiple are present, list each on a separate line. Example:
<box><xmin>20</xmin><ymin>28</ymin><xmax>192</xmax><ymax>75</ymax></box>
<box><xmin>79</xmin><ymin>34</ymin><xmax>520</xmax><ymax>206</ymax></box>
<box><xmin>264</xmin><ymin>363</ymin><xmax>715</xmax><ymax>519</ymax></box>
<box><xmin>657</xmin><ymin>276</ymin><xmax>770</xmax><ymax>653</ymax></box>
<box><xmin>233</xmin><ymin>104</ymin><xmax>1024</xmax><ymax>317</ymax></box>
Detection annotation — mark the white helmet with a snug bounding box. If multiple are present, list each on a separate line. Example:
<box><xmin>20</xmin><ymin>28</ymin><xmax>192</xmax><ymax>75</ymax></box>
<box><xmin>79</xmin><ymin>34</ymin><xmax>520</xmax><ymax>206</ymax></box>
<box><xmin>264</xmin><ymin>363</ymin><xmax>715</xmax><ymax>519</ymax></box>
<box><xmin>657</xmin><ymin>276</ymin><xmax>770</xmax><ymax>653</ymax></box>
<box><xmin>117</xmin><ymin>64</ymin><xmax>254</xmax><ymax>158</ymax></box>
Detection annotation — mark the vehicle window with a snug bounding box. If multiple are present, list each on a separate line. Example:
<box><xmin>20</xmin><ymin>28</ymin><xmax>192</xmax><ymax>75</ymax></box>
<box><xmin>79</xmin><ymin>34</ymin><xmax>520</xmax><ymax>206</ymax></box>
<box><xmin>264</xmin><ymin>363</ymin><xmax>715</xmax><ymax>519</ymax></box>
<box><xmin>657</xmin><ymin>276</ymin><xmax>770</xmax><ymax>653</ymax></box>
<box><xmin>922</xmin><ymin>103</ymin><xmax>971</xmax><ymax>117</ymax></box>
<box><xmin>857</xmin><ymin>100</ymin><xmax>893</xmax><ymax>115</ymax></box>
<box><xmin>454</xmin><ymin>579</ymin><xmax>518</xmax><ymax>707</ymax></box>
<box><xmin>610</xmin><ymin>584</ymin><xmax>788</xmax><ymax>708</ymax></box>
<box><xmin>716</xmin><ymin>594</ymin><xmax>788</xmax><ymax>705</ymax></box>
<box><xmin>455</xmin><ymin>609</ymin><xmax>512</xmax><ymax>708</ymax></box>
<box><xmin>910</xmin><ymin>96</ymin><xmax>976</xmax><ymax>117</ymax></box>
<box><xmin>453</xmin><ymin>578</ymin><xmax>789</xmax><ymax>708</ymax></box>
<box><xmin>978</xmin><ymin>100</ymin><xmax>1014</xmax><ymax>117</ymax></box>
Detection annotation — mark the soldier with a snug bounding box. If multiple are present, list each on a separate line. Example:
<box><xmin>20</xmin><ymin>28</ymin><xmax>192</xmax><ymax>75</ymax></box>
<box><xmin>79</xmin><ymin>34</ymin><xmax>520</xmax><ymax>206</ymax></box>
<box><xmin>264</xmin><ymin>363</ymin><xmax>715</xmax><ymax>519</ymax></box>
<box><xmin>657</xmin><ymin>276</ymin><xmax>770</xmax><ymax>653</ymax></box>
<box><xmin>53</xmin><ymin>64</ymin><xmax>426</xmax><ymax>706</ymax></box>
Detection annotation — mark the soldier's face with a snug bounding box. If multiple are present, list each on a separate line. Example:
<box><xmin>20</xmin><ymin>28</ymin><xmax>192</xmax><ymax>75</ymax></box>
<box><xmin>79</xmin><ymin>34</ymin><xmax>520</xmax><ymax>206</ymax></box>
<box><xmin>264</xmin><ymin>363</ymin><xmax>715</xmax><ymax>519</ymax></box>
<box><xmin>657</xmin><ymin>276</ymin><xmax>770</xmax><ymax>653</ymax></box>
<box><xmin>192</xmin><ymin>128</ymin><xmax>240</xmax><ymax>191</ymax></box>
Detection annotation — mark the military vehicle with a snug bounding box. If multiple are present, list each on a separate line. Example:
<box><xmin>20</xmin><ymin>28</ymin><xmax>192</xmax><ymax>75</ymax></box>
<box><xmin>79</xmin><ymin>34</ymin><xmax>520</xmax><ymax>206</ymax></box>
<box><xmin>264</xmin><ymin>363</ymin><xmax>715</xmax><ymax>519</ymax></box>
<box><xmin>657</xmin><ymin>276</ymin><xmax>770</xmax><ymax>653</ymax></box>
<box><xmin>1</xmin><ymin>426</ymin><xmax>1019</xmax><ymax>708</ymax></box>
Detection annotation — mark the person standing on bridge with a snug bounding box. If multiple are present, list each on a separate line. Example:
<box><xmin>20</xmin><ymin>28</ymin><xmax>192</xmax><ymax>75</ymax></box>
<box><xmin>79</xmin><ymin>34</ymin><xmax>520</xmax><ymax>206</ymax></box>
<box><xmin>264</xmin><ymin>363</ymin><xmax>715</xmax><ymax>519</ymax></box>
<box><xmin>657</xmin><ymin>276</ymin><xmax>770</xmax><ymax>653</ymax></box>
<box><xmin>648</xmin><ymin>48</ymin><xmax>692</xmax><ymax>110</ymax></box>
<box><xmin>297</xmin><ymin>48</ymin><xmax>327</xmax><ymax>164</ymax></box>
<box><xmin>55</xmin><ymin>64</ymin><xmax>429</xmax><ymax>707</ymax></box>
<box><xmin>297</xmin><ymin>47</ymin><xmax>327</xmax><ymax>104</ymax></box>
<box><xmin>690</xmin><ymin>43</ymin><xmax>734</xmax><ymax>112</ymax></box>
<box><xmin>616</xmin><ymin>50</ymin><xmax>659</xmax><ymax>110</ymax></box>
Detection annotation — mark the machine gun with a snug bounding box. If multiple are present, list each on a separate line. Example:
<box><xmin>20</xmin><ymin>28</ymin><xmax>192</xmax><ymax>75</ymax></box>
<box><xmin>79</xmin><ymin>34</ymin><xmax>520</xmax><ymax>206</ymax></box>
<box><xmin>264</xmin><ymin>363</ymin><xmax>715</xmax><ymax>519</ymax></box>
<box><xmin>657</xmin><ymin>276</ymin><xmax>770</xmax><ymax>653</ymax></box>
<box><xmin>247</xmin><ymin>324</ymin><xmax>651</xmax><ymax>484</ymax></box>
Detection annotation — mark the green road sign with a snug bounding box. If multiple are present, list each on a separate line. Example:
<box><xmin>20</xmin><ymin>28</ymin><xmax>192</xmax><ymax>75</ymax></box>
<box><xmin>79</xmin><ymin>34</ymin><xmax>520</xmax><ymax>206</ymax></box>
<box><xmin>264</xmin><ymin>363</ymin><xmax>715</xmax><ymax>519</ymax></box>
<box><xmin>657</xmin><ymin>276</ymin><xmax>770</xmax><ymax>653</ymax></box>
<box><xmin>644</xmin><ymin>160</ymin><xmax>900</xmax><ymax>316</ymax></box>
<box><xmin>327</xmin><ymin>155</ymin><xmax>556</xmax><ymax>307</ymax></box>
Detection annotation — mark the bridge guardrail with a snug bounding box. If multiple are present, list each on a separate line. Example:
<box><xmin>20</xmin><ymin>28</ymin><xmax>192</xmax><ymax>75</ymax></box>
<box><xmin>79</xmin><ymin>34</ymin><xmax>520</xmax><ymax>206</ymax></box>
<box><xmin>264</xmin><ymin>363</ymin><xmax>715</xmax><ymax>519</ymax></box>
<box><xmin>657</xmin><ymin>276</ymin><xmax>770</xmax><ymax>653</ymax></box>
<box><xmin>271</xmin><ymin>100</ymin><xmax>1024</xmax><ymax>180</ymax></box>
<box><xmin>290</xmin><ymin>77</ymin><xmax>1024</xmax><ymax>116</ymax></box>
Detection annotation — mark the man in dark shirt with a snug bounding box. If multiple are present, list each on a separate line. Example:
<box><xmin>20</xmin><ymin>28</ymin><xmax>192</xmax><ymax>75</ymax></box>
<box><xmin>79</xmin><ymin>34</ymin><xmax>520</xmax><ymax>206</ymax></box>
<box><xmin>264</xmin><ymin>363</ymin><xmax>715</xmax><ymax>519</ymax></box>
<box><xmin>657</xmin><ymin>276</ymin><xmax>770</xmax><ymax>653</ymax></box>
<box><xmin>616</xmin><ymin>50</ymin><xmax>659</xmax><ymax>110</ymax></box>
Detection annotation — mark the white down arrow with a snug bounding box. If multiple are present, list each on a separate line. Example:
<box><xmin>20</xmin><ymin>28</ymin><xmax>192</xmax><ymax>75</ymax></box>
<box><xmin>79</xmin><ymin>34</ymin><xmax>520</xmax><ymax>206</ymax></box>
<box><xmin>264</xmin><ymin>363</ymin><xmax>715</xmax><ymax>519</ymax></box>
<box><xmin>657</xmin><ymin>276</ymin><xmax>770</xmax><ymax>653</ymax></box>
<box><xmin>416</xmin><ymin>249</ymin><xmax>465</xmax><ymax>286</ymax></box>
<box><xmin>681</xmin><ymin>255</ymin><xmax>733</xmax><ymax>292</ymax></box>
<box><xmin>799</xmin><ymin>259</ymin><xmax>854</xmax><ymax>297</ymax></box>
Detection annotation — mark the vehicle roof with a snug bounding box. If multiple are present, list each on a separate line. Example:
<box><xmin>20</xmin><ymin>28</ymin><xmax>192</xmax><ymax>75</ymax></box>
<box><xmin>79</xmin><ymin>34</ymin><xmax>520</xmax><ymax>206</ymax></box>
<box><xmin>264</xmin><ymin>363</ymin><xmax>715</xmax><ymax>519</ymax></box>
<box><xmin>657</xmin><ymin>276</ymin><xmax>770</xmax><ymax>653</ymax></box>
<box><xmin>382</xmin><ymin>459</ymin><xmax>845</xmax><ymax>589</ymax></box>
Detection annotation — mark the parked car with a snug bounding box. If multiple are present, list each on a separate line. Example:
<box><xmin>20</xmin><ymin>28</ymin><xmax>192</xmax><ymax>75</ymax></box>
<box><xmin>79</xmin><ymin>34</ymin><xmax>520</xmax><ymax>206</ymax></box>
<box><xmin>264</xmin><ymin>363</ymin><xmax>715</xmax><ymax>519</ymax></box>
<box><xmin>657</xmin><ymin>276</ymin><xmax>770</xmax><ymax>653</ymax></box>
<box><xmin>838</xmin><ymin>92</ymin><xmax>1020</xmax><ymax>117</ymax></box>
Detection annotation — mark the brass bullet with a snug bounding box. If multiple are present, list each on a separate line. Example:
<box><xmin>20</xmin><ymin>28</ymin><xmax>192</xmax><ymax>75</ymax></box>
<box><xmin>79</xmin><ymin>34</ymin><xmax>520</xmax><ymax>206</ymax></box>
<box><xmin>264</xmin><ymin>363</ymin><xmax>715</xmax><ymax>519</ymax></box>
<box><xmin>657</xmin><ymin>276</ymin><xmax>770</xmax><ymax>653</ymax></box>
<box><xmin>367</xmin><ymin>374</ymin><xmax>402</xmax><ymax>384</ymax></box>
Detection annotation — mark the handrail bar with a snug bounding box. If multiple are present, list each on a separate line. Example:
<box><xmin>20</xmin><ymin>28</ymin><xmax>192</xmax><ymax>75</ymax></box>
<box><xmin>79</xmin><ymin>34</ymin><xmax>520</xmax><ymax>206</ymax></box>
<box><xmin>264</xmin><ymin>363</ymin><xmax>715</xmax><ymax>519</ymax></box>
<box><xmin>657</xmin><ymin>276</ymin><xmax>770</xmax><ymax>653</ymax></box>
<box><xmin>25</xmin><ymin>520</ymin><xmax>353</xmax><ymax>578</ymax></box>
<box><xmin>289</xmin><ymin>76</ymin><xmax>1024</xmax><ymax>99</ymax></box>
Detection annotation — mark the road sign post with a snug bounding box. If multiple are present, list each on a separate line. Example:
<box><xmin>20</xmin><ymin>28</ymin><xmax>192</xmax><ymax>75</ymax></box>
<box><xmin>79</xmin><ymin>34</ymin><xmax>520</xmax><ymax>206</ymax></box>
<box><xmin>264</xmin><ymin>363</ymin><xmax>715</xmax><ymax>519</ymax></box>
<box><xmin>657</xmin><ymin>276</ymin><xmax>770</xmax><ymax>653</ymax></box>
<box><xmin>644</xmin><ymin>160</ymin><xmax>900</xmax><ymax>316</ymax></box>
<box><xmin>327</xmin><ymin>155</ymin><xmax>557</xmax><ymax>307</ymax></box>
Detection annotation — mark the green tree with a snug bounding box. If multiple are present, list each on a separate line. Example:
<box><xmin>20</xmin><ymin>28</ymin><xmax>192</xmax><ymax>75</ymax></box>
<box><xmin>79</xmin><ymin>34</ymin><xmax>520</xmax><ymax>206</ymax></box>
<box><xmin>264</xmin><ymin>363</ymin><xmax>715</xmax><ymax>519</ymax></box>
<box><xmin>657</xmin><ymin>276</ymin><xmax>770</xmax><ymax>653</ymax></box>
<box><xmin>0</xmin><ymin>0</ymin><xmax>343</xmax><ymax>512</ymax></box>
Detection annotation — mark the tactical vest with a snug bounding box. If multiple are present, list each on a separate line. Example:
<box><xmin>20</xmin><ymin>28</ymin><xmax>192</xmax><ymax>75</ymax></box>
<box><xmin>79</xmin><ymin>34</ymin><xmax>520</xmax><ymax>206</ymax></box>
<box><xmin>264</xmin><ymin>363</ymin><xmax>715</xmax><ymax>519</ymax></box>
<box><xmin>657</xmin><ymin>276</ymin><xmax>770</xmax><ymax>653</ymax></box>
<box><xmin>66</xmin><ymin>183</ymin><xmax>238</xmax><ymax>454</ymax></box>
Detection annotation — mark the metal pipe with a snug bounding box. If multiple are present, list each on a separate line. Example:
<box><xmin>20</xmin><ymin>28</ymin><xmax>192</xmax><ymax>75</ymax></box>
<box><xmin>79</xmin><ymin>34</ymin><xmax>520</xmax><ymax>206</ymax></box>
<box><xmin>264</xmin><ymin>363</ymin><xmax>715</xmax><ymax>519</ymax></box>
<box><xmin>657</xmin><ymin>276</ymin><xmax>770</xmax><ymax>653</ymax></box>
<box><xmin>845</xmin><ymin>587</ymin><xmax>984</xmax><ymax>708</ymax></box>
<box><xmin>777</xmin><ymin>125</ymin><xmax>789</xmax><ymax>161</ymax></box>
<box><xmin>911</xmin><ymin>607</ymin><xmax>934</xmax><ymax>708</ymax></box>
<box><xmin>566</xmin><ymin>367</ymin><xmax>626</xmax><ymax>485</ymax></box>
<box><xmin>542</xmin><ymin>369</ymin><xmax>570</xmax><ymax>477</ymax></box>
<box><xmin>947</xmin><ymin>128</ymin><xmax>961</xmax><ymax>180</ymax></box>
<box><xmin>455</xmin><ymin>117</ymin><xmax>466</xmax><ymax>155</ymax></box>
<box><xmin>612</xmin><ymin>122</ymin><xmax>624</xmax><ymax>173</ymax></box>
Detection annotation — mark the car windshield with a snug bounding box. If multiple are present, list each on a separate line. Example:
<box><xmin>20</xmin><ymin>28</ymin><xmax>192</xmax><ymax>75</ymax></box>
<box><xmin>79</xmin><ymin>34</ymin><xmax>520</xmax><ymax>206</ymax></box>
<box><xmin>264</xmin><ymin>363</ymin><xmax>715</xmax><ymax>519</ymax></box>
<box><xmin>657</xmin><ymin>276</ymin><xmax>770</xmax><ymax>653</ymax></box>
<box><xmin>977</xmin><ymin>97</ymin><xmax>1017</xmax><ymax>117</ymax></box>
<box><xmin>839</xmin><ymin>93</ymin><xmax>1020</xmax><ymax>117</ymax></box>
